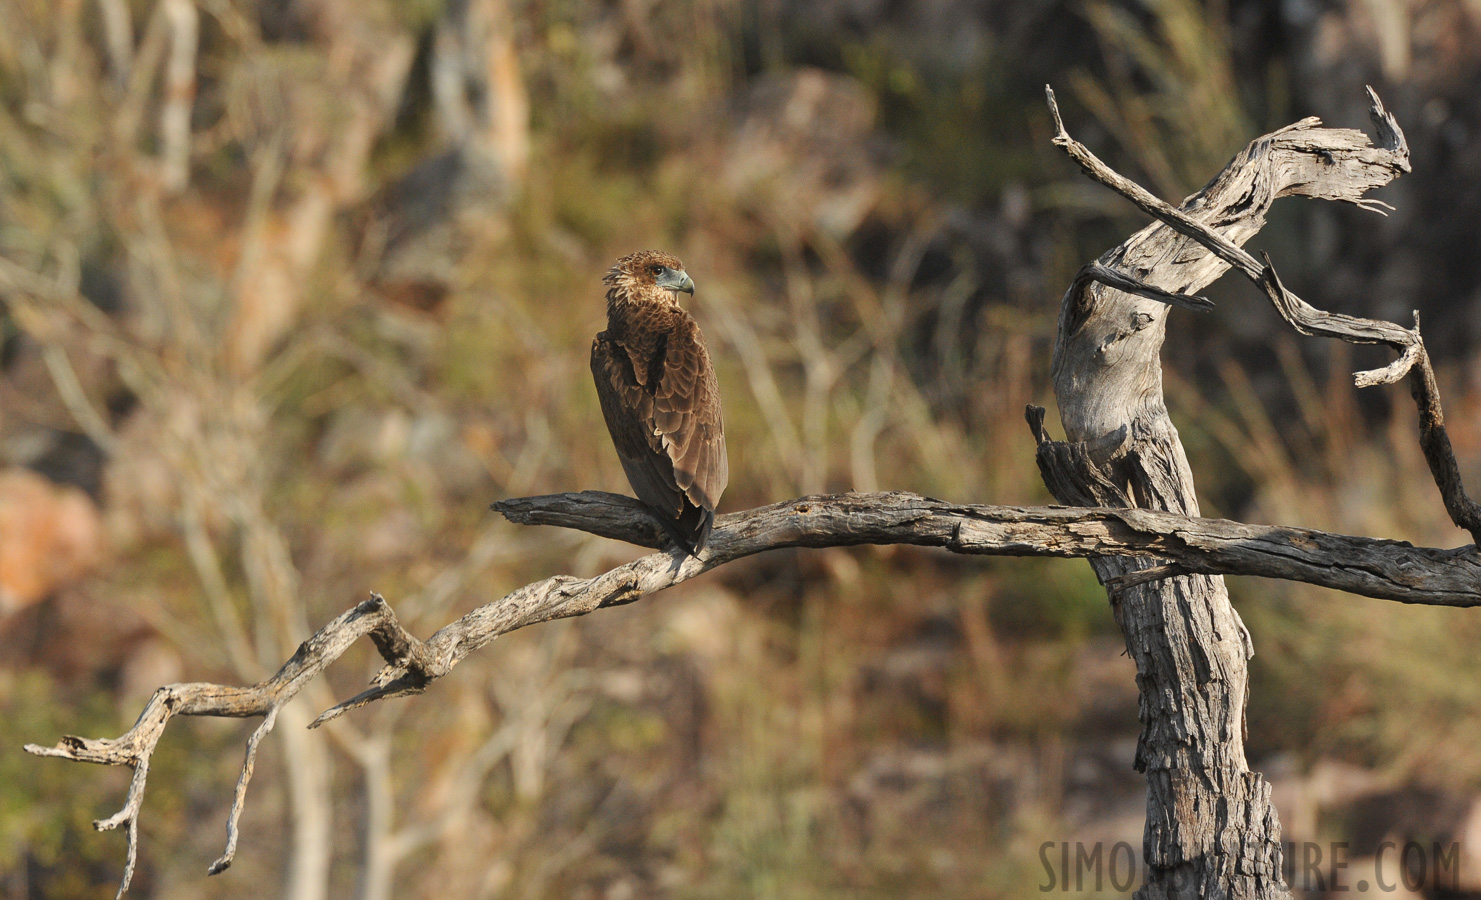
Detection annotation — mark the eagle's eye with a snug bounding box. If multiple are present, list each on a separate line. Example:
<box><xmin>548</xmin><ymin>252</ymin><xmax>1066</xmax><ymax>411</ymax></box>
<box><xmin>650</xmin><ymin>265</ymin><xmax>664</xmax><ymax>276</ymax></box>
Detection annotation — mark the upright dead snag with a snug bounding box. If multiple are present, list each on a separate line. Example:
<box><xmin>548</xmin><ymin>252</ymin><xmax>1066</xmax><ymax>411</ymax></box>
<box><xmin>1037</xmin><ymin>86</ymin><xmax>1415</xmax><ymax>899</ymax></box>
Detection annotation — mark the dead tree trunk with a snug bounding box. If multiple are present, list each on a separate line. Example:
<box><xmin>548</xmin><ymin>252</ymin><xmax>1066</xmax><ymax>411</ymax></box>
<box><xmin>1035</xmin><ymin>87</ymin><xmax>1412</xmax><ymax>899</ymax></box>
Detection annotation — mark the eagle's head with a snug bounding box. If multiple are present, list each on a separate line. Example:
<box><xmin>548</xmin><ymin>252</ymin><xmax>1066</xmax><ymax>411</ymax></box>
<box><xmin>604</xmin><ymin>250</ymin><xmax>695</xmax><ymax>306</ymax></box>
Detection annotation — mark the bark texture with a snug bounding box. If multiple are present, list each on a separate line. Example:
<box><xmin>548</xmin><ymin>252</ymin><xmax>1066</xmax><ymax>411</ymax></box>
<box><xmin>28</xmin><ymin>486</ymin><xmax>1481</xmax><ymax>895</ymax></box>
<box><xmin>1040</xmin><ymin>87</ymin><xmax>1412</xmax><ymax>899</ymax></box>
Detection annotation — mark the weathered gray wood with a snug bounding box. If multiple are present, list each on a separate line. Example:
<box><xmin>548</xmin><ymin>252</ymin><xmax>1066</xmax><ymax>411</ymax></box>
<box><xmin>1041</xmin><ymin>86</ymin><xmax>1417</xmax><ymax>899</ymax></box>
<box><xmin>25</xmin><ymin>594</ymin><xmax>423</xmax><ymax>891</ymax></box>
<box><xmin>1410</xmin><ymin>348</ymin><xmax>1481</xmax><ymax>544</ymax></box>
<box><xmin>495</xmin><ymin>490</ymin><xmax>1481</xmax><ymax>606</ymax></box>
<box><xmin>28</xmin><ymin>486</ymin><xmax>1481</xmax><ymax>894</ymax></box>
<box><xmin>313</xmin><ymin>488</ymin><xmax>1481</xmax><ymax>725</ymax></box>
<box><xmin>1047</xmin><ymin>85</ymin><xmax>1481</xmax><ymax>547</ymax></box>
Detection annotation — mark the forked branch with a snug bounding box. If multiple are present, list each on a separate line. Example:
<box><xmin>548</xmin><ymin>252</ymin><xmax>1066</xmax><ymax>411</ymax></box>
<box><xmin>24</xmin><ymin>594</ymin><xmax>428</xmax><ymax>895</ymax></box>
<box><xmin>25</xmin><ymin>490</ymin><xmax>1481</xmax><ymax>894</ymax></box>
<box><xmin>1045</xmin><ymin>85</ymin><xmax>1481</xmax><ymax>546</ymax></box>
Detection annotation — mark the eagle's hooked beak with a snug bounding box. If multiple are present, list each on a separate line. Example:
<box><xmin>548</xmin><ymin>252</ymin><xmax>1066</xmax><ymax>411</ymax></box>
<box><xmin>658</xmin><ymin>267</ymin><xmax>695</xmax><ymax>295</ymax></box>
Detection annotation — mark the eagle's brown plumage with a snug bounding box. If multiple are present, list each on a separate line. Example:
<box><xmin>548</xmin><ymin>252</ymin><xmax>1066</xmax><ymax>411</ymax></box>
<box><xmin>591</xmin><ymin>251</ymin><xmax>728</xmax><ymax>555</ymax></box>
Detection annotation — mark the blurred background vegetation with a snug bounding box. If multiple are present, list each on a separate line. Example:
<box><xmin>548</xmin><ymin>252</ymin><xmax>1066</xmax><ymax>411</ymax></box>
<box><xmin>1</xmin><ymin>0</ymin><xmax>1479</xmax><ymax>896</ymax></box>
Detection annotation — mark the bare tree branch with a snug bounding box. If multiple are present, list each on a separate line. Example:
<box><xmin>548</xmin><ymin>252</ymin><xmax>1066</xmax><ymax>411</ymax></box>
<box><xmin>209</xmin><ymin>705</ymin><xmax>279</xmax><ymax>875</ymax></box>
<box><xmin>1045</xmin><ymin>84</ymin><xmax>1481</xmax><ymax>547</ymax></box>
<box><xmin>1044</xmin><ymin>85</ymin><xmax>1417</xmax><ymax>377</ymax></box>
<box><xmin>25</xmin><ymin>594</ymin><xmax>422</xmax><ymax>888</ymax></box>
<box><xmin>491</xmin><ymin>491</ymin><xmax>1481</xmax><ymax>607</ymax></box>
<box><xmin>24</xmin><ymin>486</ymin><xmax>1481</xmax><ymax>892</ymax></box>
<box><xmin>1409</xmin><ymin>340</ymin><xmax>1481</xmax><ymax>544</ymax></box>
<box><xmin>1071</xmin><ymin>261</ymin><xmax>1215</xmax><ymax>314</ymax></box>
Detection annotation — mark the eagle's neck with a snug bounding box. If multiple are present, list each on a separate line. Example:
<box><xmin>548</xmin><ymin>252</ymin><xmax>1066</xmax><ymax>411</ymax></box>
<box><xmin>605</xmin><ymin>285</ymin><xmax>674</xmax><ymax>333</ymax></box>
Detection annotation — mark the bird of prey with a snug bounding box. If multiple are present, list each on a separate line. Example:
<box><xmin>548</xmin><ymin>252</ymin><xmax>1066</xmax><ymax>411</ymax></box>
<box><xmin>591</xmin><ymin>251</ymin><xmax>728</xmax><ymax>556</ymax></box>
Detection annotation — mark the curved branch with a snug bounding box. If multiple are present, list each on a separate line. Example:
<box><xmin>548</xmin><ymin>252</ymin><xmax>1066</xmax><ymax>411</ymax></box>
<box><xmin>1045</xmin><ymin>85</ymin><xmax>1416</xmax><ymax>376</ymax></box>
<box><xmin>1045</xmin><ymin>85</ymin><xmax>1481</xmax><ymax>546</ymax></box>
<box><xmin>1072</xmin><ymin>262</ymin><xmax>1215</xmax><ymax>314</ymax></box>
<box><xmin>26</xmin><ymin>489</ymin><xmax>1481</xmax><ymax>893</ymax></box>
<box><xmin>24</xmin><ymin>593</ymin><xmax>426</xmax><ymax>888</ymax></box>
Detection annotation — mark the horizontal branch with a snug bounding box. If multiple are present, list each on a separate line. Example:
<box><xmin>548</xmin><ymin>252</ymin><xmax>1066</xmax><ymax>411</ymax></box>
<box><xmin>493</xmin><ymin>491</ymin><xmax>1481</xmax><ymax>606</ymax></box>
<box><xmin>1072</xmin><ymin>261</ymin><xmax>1214</xmax><ymax>314</ymax></box>
<box><xmin>27</xmin><ymin>489</ymin><xmax>1481</xmax><ymax>893</ymax></box>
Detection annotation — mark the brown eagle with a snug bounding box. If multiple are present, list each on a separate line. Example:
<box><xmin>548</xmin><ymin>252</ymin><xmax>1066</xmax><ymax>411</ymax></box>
<box><xmin>591</xmin><ymin>251</ymin><xmax>728</xmax><ymax>555</ymax></box>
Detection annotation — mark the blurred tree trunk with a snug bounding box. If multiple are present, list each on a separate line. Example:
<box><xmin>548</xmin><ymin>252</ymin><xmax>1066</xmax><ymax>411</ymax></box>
<box><xmin>224</xmin><ymin>2</ymin><xmax>415</xmax><ymax>375</ymax></box>
<box><xmin>95</xmin><ymin>0</ymin><xmax>134</xmax><ymax>84</ymax></box>
<box><xmin>280</xmin><ymin>702</ymin><xmax>335</xmax><ymax>900</ymax></box>
<box><xmin>432</xmin><ymin>0</ymin><xmax>530</xmax><ymax>189</ymax></box>
<box><xmin>159</xmin><ymin>0</ymin><xmax>197</xmax><ymax>194</ymax></box>
<box><xmin>360</xmin><ymin>0</ymin><xmax>528</xmax><ymax>310</ymax></box>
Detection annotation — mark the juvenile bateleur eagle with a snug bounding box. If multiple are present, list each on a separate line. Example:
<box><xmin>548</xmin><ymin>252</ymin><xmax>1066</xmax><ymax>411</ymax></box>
<box><xmin>591</xmin><ymin>251</ymin><xmax>728</xmax><ymax>555</ymax></box>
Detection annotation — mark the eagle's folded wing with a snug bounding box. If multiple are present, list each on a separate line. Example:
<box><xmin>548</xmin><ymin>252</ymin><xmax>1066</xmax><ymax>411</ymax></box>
<box><xmin>592</xmin><ymin>318</ymin><xmax>727</xmax><ymax>518</ymax></box>
<box><xmin>653</xmin><ymin>318</ymin><xmax>727</xmax><ymax>511</ymax></box>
